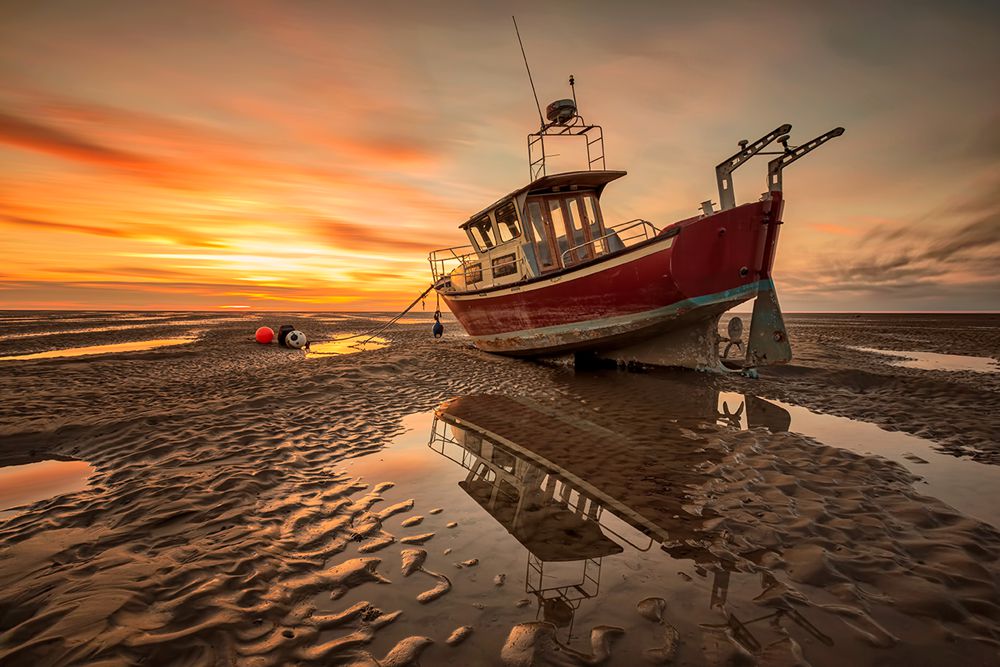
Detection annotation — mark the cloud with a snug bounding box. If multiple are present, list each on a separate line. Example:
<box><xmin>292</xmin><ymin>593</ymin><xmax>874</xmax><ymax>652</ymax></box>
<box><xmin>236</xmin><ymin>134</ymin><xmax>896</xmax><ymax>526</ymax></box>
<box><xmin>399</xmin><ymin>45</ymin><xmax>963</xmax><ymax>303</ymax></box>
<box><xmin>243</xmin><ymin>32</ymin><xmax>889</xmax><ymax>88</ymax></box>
<box><xmin>312</xmin><ymin>217</ymin><xmax>458</xmax><ymax>254</ymax></box>
<box><xmin>1</xmin><ymin>1</ymin><xmax>997</xmax><ymax>310</ymax></box>
<box><xmin>0</xmin><ymin>110</ymin><xmax>162</xmax><ymax>173</ymax></box>
<box><xmin>0</xmin><ymin>210</ymin><xmax>226</xmax><ymax>248</ymax></box>
<box><xmin>809</xmin><ymin>223</ymin><xmax>859</xmax><ymax>236</ymax></box>
<box><xmin>783</xmin><ymin>184</ymin><xmax>1000</xmax><ymax>308</ymax></box>
<box><xmin>0</xmin><ymin>213</ymin><xmax>128</xmax><ymax>239</ymax></box>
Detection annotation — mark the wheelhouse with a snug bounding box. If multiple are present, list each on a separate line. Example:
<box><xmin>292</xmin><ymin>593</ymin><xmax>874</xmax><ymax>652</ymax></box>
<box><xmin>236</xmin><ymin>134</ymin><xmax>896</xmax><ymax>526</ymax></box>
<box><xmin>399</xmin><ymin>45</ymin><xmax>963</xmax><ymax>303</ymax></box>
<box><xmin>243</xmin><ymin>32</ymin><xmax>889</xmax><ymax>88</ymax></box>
<box><xmin>430</xmin><ymin>170</ymin><xmax>661</xmax><ymax>293</ymax></box>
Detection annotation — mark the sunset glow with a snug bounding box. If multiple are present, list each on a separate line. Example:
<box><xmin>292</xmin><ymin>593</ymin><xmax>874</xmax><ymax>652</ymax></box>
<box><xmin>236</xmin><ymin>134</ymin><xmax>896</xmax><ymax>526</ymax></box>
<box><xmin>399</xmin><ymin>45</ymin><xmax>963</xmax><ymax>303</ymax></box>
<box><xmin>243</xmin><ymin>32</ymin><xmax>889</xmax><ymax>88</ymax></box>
<box><xmin>1</xmin><ymin>1</ymin><xmax>997</xmax><ymax>311</ymax></box>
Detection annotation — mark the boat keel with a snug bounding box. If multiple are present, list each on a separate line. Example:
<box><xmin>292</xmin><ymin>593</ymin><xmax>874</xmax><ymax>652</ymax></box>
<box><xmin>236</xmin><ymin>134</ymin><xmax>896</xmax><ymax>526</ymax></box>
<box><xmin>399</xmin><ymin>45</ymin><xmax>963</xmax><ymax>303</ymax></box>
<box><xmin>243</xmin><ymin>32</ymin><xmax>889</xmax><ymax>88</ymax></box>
<box><xmin>745</xmin><ymin>283</ymin><xmax>792</xmax><ymax>367</ymax></box>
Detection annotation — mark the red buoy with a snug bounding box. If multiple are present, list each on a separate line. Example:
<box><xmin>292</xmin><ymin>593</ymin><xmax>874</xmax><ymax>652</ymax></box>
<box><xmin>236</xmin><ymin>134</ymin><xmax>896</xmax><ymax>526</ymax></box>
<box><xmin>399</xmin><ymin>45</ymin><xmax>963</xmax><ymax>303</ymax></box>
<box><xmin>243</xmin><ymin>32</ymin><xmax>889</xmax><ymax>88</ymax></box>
<box><xmin>255</xmin><ymin>326</ymin><xmax>275</xmax><ymax>344</ymax></box>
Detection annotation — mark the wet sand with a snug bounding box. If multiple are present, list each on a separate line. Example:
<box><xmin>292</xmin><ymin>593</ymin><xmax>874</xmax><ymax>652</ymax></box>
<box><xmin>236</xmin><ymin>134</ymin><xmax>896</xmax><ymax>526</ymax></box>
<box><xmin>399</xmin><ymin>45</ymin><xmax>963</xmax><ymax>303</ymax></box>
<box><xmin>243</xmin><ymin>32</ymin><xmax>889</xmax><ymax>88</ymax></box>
<box><xmin>0</xmin><ymin>311</ymin><xmax>998</xmax><ymax>665</ymax></box>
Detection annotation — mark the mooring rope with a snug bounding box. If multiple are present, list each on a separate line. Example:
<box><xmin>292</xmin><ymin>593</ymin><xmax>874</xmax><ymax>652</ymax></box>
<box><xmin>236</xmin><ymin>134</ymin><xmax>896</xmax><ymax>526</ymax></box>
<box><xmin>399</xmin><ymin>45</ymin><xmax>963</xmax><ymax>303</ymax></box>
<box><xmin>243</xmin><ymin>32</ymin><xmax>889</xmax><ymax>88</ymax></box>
<box><xmin>304</xmin><ymin>283</ymin><xmax>438</xmax><ymax>354</ymax></box>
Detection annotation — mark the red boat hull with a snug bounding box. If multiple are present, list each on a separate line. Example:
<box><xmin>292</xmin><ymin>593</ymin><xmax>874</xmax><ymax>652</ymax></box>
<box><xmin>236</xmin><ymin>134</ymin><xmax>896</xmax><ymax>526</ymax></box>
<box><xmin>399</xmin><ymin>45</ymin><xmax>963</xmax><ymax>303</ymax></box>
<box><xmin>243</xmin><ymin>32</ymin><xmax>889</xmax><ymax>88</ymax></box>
<box><xmin>441</xmin><ymin>194</ymin><xmax>784</xmax><ymax>356</ymax></box>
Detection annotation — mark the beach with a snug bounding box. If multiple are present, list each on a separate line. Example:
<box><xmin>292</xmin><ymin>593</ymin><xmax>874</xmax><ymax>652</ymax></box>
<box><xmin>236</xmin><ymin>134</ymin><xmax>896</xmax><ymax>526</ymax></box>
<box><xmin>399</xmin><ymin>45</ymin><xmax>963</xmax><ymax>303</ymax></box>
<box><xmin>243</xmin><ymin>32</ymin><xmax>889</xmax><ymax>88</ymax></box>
<box><xmin>0</xmin><ymin>312</ymin><xmax>998</xmax><ymax>666</ymax></box>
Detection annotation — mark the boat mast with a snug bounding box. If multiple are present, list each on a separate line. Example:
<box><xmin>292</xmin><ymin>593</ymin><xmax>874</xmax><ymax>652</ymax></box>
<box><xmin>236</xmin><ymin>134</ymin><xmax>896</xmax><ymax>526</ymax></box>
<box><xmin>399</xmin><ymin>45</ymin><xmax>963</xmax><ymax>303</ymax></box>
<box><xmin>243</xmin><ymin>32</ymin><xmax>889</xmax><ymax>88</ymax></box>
<box><xmin>512</xmin><ymin>16</ymin><xmax>545</xmax><ymax>130</ymax></box>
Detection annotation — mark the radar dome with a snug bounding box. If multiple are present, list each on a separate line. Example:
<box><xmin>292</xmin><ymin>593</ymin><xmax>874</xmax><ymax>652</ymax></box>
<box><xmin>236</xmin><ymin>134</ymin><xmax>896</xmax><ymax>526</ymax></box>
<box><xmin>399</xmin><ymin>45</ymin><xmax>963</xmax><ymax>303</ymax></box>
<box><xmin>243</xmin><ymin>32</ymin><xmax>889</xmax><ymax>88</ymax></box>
<box><xmin>545</xmin><ymin>99</ymin><xmax>577</xmax><ymax>124</ymax></box>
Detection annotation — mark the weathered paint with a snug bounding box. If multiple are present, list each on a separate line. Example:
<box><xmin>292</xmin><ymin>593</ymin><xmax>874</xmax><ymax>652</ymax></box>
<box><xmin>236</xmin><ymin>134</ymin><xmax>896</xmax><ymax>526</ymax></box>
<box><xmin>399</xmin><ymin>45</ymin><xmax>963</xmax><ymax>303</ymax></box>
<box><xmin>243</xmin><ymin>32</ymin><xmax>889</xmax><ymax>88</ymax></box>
<box><xmin>745</xmin><ymin>283</ymin><xmax>792</xmax><ymax>366</ymax></box>
<box><xmin>439</xmin><ymin>193</ymin><xmax>785</xmax><ymax>359</ymax></box>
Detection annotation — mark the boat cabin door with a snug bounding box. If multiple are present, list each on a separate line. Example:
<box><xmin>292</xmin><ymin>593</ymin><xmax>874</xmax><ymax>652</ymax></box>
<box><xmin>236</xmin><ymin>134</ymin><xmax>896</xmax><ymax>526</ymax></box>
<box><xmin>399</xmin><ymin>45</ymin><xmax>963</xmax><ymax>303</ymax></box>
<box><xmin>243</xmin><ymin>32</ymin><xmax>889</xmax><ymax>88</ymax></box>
<box><xmin>525</xmin><ymin>194</ymin><xmax>607</xmax><ymax>271</ymax></box>
<box><xmin>524</xmin><ymin>199</ymin><xmax>560</xmax><ymax>273</ymax></box>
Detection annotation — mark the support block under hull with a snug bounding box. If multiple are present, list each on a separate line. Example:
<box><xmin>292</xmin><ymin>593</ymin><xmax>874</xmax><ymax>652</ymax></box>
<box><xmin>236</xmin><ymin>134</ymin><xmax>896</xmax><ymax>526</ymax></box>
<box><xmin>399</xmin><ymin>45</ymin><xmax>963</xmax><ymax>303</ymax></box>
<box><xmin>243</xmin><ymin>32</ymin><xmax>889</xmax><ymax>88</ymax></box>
<box><xmin>593</xmin><ymin>313</ymin><xmax>730</xmax><ymax>372</ymax></box>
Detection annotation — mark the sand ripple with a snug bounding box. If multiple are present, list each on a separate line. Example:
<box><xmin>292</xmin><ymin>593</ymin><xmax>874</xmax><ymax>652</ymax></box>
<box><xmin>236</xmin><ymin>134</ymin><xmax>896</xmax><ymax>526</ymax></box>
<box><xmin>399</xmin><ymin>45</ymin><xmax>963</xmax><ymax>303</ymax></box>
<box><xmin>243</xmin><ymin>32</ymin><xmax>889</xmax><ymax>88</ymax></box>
<box><xmin>1</xmin><ymin>317</ymin><xmax>999</xmax><ymax>665</ymax></box>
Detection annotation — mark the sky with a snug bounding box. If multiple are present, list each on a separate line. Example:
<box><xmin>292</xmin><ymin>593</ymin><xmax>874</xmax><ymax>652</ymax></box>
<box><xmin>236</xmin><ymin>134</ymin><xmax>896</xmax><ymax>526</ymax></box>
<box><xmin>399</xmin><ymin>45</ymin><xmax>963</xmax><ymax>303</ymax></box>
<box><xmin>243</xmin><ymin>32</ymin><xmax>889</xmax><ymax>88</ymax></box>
<box><xmin>0</xmin><ymin>0</ymin><xmax>997</xmax><ymax>312</ymax></box>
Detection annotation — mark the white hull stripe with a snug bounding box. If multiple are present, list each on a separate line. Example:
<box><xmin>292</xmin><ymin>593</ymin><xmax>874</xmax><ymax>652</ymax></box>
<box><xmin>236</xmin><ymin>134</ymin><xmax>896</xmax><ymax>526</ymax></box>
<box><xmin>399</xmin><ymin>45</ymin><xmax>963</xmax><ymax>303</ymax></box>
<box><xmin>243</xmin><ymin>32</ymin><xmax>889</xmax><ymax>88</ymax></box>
<box><xmin>471</xmin><ymin>279</ymin><xmax>773</xmax><ymax>343</ymax></box>
<box><xmin>446</xmin><ymin>235</ymin><xmax>676</xmax><ymax>301</ymax></box>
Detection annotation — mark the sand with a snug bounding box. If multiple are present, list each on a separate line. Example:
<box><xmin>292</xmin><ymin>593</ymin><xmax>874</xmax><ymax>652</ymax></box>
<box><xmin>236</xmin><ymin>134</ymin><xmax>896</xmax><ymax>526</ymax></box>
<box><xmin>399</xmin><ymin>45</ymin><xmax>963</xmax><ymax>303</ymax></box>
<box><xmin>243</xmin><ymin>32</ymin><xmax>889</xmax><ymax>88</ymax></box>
<box><xmin>739</xmin><ymin>314</ymin><xmax>1000</xmax><ymax>464</ymax></box>
<box><xmin>0</xmin><ymin>311</ymin><xmax>997</xmax><ymax>666</ymax></box>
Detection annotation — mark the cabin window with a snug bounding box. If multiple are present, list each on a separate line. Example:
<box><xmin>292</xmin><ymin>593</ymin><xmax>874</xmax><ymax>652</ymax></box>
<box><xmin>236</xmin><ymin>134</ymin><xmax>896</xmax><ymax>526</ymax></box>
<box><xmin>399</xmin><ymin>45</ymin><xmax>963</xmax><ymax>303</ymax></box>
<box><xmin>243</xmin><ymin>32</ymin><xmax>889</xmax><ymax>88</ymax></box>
<box><xmin>546</xmin><ymin>199</ymin><xmax>569</xmax><ymax>264</ymax></box>
<box><xmin>493</xmin><ymin>201</ymin><xmax>521</xmax><ymax>243</ymax></box>
<box><xmin>560</xmin><ymin>198</ymin><xmax>590</xmax><ymax>264</ymax></box>
<box><xmin>466</xmin><ymin>262</ymin><xmax>483</xmax><ymax>284</ymax></box>
<box><xmin>492</xmin><ymin>253</ymin><xmax>517</xmax><ymax>278</ymax></box>
<box><xmin>467</xmin><ymin>215</ymin><xmax>495</xmax><ymax>252</ymax></box>
<box><xmin>581</xmin><ymin>193</ymin><xmax>607</xmax><ymax>255</ymax></box>
<box><xmin>525</xmin><ymin>201</ymin><xmax>558</xmax><ymax>271</ymax></box>
<box><xmin>493</xmin><ymin>448</ymin><xmax>517</xmax><ymax>474</ymax></box>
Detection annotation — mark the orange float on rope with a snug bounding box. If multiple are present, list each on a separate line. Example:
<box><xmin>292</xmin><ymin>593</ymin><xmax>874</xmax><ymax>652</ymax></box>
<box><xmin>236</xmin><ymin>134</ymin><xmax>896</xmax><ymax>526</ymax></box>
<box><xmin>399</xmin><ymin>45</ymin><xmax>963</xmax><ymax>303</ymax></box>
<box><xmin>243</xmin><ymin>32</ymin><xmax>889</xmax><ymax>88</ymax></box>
<box><xmin>255</xmin><ymin>326</ymin><xmax>275</xmax><ymax>344</ymax></box>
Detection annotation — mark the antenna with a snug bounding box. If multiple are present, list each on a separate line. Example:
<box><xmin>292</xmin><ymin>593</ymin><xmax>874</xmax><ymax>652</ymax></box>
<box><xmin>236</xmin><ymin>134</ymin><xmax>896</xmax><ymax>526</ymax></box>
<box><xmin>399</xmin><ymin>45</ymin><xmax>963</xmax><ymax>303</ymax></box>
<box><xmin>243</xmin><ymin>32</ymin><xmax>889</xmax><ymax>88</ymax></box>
<box><xmin>569</xmin><ymin>74</ymin><xmax>577</xmax><ymax>108</ymax></box>
<box><xmin>512</xmin><ymin>16</ymin><xmax>545</xmax><ymax>129</ymax></box>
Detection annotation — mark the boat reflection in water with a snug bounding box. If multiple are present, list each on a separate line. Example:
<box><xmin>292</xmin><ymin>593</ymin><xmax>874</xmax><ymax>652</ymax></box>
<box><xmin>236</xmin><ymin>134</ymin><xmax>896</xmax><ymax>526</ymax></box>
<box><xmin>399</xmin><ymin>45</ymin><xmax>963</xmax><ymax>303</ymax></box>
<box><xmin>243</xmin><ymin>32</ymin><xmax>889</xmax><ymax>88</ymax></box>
<box><xmin>427</xmin><ymin>385</ymin><xmax>831</xmax><ymax>654</ymax></box>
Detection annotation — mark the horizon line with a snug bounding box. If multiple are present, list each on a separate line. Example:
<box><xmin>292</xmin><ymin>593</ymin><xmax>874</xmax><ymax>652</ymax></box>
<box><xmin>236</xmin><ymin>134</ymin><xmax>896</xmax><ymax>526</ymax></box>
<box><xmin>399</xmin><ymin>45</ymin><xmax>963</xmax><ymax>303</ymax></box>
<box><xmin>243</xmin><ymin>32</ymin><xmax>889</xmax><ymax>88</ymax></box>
<box><xmin>1</xmin><ymin>308</ymin><xmax>998</xmax><ymax>315</ymax></box>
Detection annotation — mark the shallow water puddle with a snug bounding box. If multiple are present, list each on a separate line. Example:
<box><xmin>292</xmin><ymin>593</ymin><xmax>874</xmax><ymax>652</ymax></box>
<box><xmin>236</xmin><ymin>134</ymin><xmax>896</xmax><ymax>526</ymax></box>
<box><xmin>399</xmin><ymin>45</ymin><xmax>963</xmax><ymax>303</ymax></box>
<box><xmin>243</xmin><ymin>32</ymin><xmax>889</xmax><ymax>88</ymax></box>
<box><xmin>0</xmin><ymin>459</ymin><xmax>94</xmax><ymax>515</ymax></box>
<box><xmin>774</xmin><ymin>399</ymin><xmax>1000</xmax><ymax>528</ymax></box>
<box><xmin>305</xmin><ymin>336</ymin><xmax>389</xmax><ymax>357</ymax></box>
<box><xmin>0</xmin><ymin>337</ymin><xmax>195</xmax><ymax>361</ymax></box>
<box><xmin>334</xmin><ymin>409</ymin><xmax>778</xmax><ymax>664</ymax></box>
<box><xmin>16</xmin><ymin>317</ymin><xmax>246</xmax><ymax>339</ymax></box>
<box><xmin>850</xmin><ymin>346</ymin><xmax>999</xmax><ymax>372</ymax></box>
<box><xmin>320</xmin><ymin>385</ymin><xmax>1000</xmax><ymax>665</ymax></box>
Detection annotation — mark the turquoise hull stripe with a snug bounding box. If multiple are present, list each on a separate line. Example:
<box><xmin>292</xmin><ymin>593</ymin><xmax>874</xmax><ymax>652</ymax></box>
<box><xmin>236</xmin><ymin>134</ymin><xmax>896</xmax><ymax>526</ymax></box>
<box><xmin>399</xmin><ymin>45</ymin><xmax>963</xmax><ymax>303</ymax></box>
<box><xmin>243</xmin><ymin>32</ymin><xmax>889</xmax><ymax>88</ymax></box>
<box><xmin>473</xmin><ymin>279</ymin><xmax>773</xmax><ymax>342</ymax></box>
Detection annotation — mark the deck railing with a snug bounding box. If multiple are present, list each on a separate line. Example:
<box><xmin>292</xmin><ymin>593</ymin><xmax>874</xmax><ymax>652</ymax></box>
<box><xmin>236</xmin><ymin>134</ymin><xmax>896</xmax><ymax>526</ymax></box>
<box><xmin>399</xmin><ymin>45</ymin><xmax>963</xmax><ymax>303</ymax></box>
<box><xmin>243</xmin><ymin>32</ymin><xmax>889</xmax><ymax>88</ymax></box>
<box><xmin>429</xmin><ymin>245</ymin><xmax>523</xmax><ymax>290</ymax></box>
<box><xmin>429</xmin><ymin>244</ymin><xmax>475</xmax><ymax>283</ymax></box>
<box><xmin>560</xmin><ymin>218</ymin><xmax>661</xmax><ymax>266</ymax></box>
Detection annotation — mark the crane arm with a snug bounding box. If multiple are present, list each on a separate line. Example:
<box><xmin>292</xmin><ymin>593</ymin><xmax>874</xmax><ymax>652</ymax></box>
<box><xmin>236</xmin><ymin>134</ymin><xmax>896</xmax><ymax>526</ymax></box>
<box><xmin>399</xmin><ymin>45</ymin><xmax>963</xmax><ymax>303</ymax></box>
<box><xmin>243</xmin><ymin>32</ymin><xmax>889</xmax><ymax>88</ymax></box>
<box><xmin>715</xmin><ymin>124</ymin><xmax>792</xmax><ymax>210</ymax></box>
<box><xmin>767</xmin><ymin>127</ymin><xmax>845</xmax><ymax>192</ymax></box>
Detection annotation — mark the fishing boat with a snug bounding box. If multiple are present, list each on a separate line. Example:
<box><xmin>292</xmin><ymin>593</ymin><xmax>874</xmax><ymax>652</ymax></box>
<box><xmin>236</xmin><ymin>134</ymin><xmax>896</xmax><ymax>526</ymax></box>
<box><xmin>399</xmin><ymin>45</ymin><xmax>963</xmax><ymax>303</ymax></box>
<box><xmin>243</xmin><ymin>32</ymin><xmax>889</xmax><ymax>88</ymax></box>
<box><xmin>429</xmin><ymin>80</ymin><xmax>844</xmax><ymax>371</ymax></box>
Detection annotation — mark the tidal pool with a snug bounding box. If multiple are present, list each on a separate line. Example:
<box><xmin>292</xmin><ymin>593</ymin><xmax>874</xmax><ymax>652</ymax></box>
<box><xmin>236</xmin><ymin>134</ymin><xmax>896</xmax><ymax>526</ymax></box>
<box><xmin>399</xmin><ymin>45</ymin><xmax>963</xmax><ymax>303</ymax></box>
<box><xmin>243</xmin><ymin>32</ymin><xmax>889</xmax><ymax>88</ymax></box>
<box><xmin>305</xmin><ymin>336</ymin><xmax>389</xmax><ymax>357</ymax></box>
<box><xmin>850</xmin><ymin>346</ymin><xmax>999</xmax><ymax>373</ymax></box>
<box><xmin>0</xmin><ymin>337</ymin><xmax>196</xmax><ymax>361</ymax></box>
<box><xmin>0</xmin><ymin>459</ymin><xmax>95</xmax><ymax>515</ymax></box>
<box><xmin>322</xmin><ymin>377</ymin><xmax>999</xmax><ymax>666</ymax></box>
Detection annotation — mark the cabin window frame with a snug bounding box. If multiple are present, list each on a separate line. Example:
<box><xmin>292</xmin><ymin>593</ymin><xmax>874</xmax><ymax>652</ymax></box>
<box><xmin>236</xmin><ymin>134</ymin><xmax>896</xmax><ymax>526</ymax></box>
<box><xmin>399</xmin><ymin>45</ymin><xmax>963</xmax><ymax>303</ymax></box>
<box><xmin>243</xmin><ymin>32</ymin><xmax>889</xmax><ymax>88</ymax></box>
<box><xmin>493</xmin><ymin>201</ymin><xmax>522</xmax><ymax>244</ymax></box>
<box><xmin>559</xmin><ymin>195</ymin><xmax>594</xmax><ymax>265</ymax></box>
<box><xmin>580</xmin><ymin>192</ymin><xmax>607</xmax><ymax>255</ymax></box>
<box><xmin>524</xmin><ymin>199</ymin><xmax>560</xmax><ymax>273</ymax></box>
<box><xmin>491</xmin><ymin>253</ymin><xmax>517</xmax><ymax>278</ymax></box>
<box><xmin>535</xmin><ymin>191</ymin><xmax>606</xmax><ymax>267</ymax></box>
<box><xmin>467</xmin><ymin>214</ymin><xmax>496</xmax><ymax>253</ymax></box>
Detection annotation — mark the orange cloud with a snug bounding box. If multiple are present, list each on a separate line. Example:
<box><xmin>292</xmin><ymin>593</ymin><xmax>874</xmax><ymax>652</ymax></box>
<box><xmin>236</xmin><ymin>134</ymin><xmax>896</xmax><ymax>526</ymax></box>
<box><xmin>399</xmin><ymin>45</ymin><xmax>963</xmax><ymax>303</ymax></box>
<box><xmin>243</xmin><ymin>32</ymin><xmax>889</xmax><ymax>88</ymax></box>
<box><xmin>0</xmin><ymin>110</ymin><xmax>161</xmax><ymax>173</ymax></box>
<box><xmin>312</xmin><ymin>218</ymin><xmax>459</xmax><ymax>254</ymax></box>
<box><xmin>0</xmin><ymin>213</ymin><xmax>129</xmax><ymax>239</ymax></box>
<box><xmin>809</xmin><ymin>223</ymin><xmax>859</xmax><ymax>236</ymax></box>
